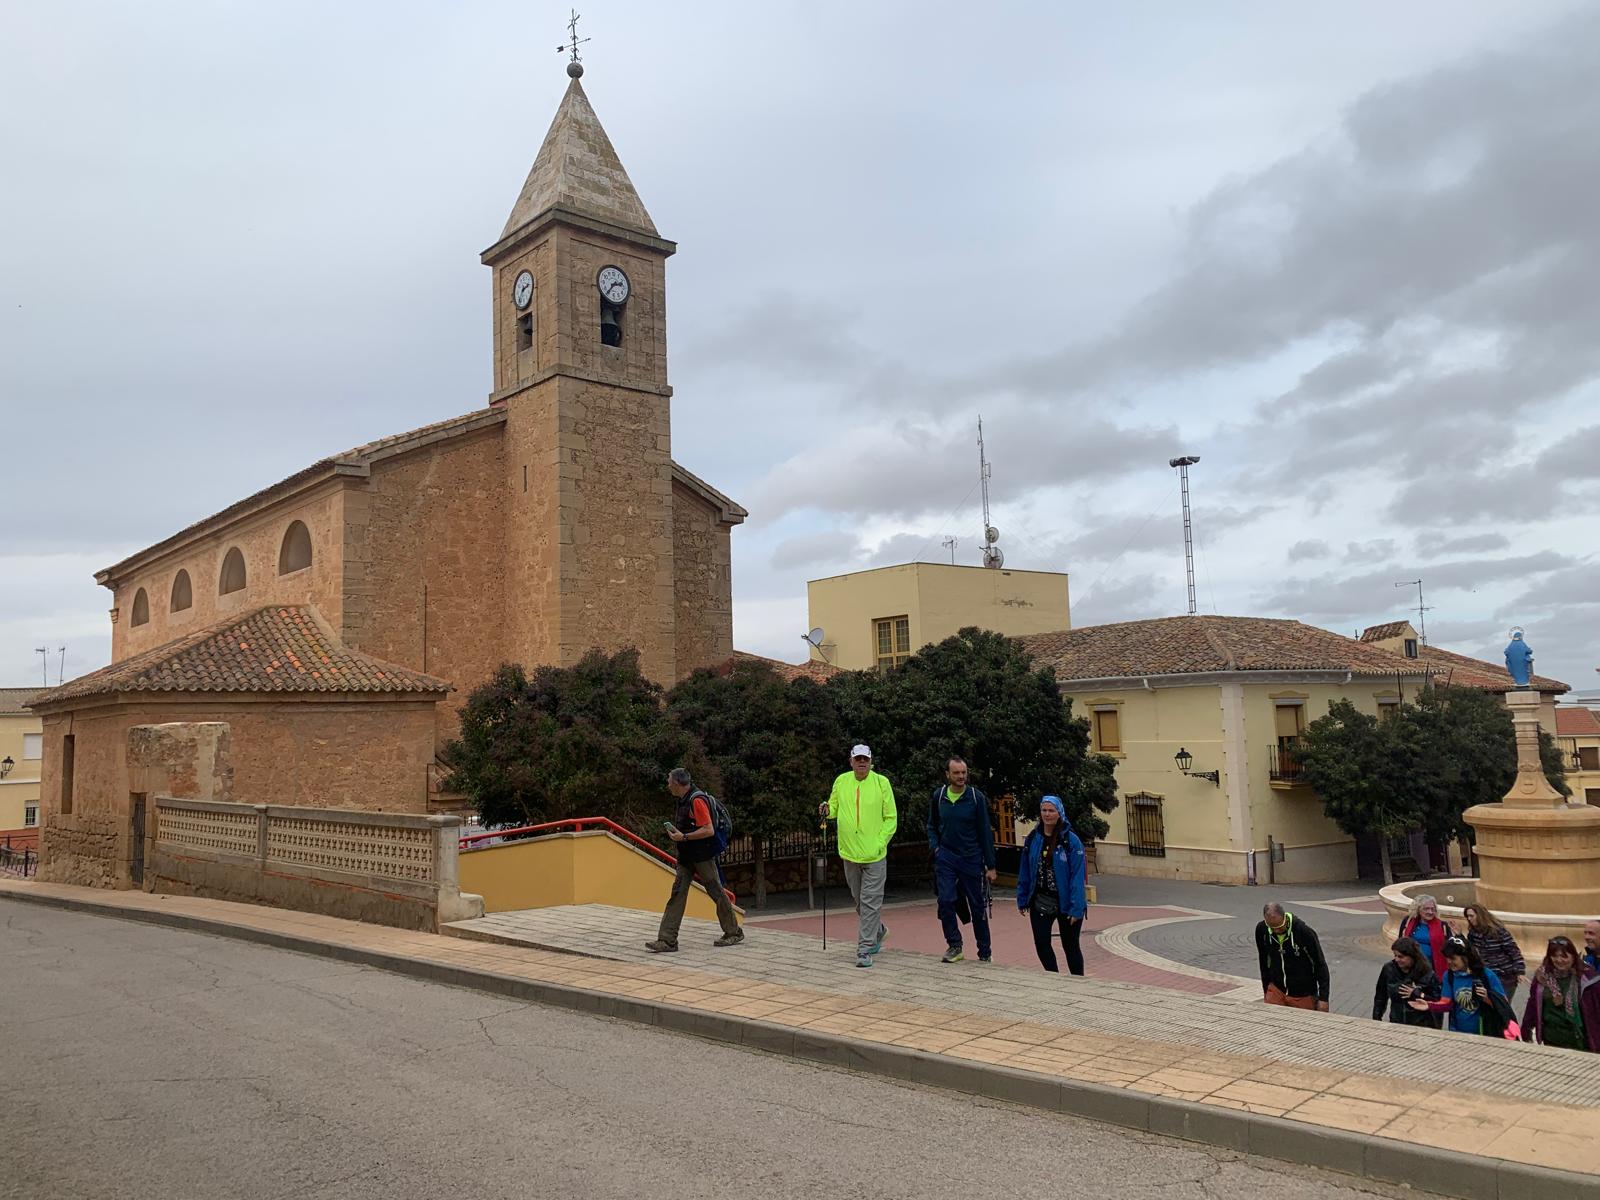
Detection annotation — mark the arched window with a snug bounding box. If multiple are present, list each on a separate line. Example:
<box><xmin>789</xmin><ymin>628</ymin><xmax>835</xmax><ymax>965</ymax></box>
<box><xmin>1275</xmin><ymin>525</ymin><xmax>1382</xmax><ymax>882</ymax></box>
<box><xmin>130</xmin><ymin>588</ymin><xmax>150</xmax><ymax>627</ymax></box>
<box><xmin>278</xmin><ymin>520</ymin><xmax>313</xmax><ymax>575</ymax></box>
<box><xmin>171</xmin><ymin>569</ymin><xmax>193</xmax><ymax>612</ymax></box>
<box><xmin>219</xmin><ymin>547</ymin><xmax>247</xmax><ymax>595</ymax></box>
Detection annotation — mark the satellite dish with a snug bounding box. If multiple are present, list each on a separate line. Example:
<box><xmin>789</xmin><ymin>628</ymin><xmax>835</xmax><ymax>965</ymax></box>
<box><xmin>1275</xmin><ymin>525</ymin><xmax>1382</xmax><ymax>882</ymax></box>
<box><xmin>983</xmin><ymin>546</ymin><xmax>1004</xmax><ymax>569</ymax></box>
<box><xmin>804</xmin><ymin>627</ymin><xmax>826</xmax><ymax>648</ymax></box>
<box><xmin>985</xmin><ymin>526</ymin><xmax>1000</xmax><ymax>544</ymax></box>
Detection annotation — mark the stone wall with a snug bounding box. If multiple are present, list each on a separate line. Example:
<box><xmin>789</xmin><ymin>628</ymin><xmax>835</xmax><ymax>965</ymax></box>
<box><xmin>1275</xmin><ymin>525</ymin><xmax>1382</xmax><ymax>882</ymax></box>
<box><xmin>345</xmin><ymin>423</ymin><xmax>507</xmax><ymax>746</ymax></box>
<box><xmin>152</xmin><ymin>797</ymin><xmax>482</xmax><ymax>930</ymax></box>
<box><xmin>671</xmin><ymin>478</ymin><xmax>734</xmax><ymax>677</ymax></box>
<box><xmin>109</xmin><ymin>480</ymin><xmax>347</xmax><ymax>661</ymax></box>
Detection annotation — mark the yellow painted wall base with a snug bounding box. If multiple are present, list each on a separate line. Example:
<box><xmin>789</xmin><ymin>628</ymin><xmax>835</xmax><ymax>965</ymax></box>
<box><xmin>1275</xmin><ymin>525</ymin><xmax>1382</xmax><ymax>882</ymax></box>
<box><xmin>458</xmin><ymin>830</ymin><xmax>741</xmax><ymax>922</ymax></box>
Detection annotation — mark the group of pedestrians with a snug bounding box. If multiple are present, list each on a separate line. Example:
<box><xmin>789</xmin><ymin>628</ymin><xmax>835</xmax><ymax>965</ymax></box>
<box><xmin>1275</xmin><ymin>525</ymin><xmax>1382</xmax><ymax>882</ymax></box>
<box><xmin>649</xmin><ymin>745</ymin><xmax>1089</xmax><ymax>976</ymax></box>
<box><xmin>648</xmin><ymin>754</ymin><xmax>1600</xmax><ymax>1057</ymax></box>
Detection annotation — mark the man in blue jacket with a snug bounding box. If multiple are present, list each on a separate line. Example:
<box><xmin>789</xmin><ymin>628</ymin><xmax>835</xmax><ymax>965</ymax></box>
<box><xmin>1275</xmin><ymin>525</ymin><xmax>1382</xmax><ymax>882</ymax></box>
<box><xmin>928</xmin><ymin>756</ymin><xmax>996</xmax><ymax>963</ymax></box>
<box><xmin>1015</xmin><ymin>795</ymin><xmax>1088</xmax><ymax>975</ymax></box>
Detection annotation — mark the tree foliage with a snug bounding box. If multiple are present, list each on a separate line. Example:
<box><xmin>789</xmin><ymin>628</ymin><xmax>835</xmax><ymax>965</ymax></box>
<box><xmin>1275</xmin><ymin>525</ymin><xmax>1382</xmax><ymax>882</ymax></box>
<box><xmin>439</xmin><ymin>650</ymin><xmax>709</xmax><ymax>831</ymax></box>
<box><xmin>827</xmin><ymin>627</ymin><xmax>1119</xmax><ymax>840</ymax></box>
<box><xmin>666</xmin><ymin>659</ymin><xmax>841</xmax><ymax>905</ymax></box>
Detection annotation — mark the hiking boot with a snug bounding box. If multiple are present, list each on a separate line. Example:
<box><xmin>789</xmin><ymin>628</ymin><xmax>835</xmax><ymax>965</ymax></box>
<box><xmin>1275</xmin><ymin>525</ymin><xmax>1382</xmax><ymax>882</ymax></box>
<box><xmin>867</xmin><ymin>924</ymin><xmax>888</xmax><ymax>955</ymax></box>
<box><xmin>644</xmin><ymin>939</ymin><xmax>678</xmax><ymax>954</ymax></box>
<box><xmin>941</xmin><ymin>945</ymin><xmax>964</xmax><ymax>964</ymax></box>
<box><xmin>713</xmin><ymin>930</ymin><xmax>745</xmax><ymax>947</ymax></box>
<box><xmin>856</xmin><ymin>955</ymin><xmax>873</xmax><ymax>968</ymax></box>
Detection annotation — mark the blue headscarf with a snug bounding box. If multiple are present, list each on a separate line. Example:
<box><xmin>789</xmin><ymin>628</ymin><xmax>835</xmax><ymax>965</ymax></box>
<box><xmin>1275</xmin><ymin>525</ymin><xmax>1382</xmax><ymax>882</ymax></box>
<box><xmin>1040</xmin><ymin>795</ymin><xmax>1067</xmax><ymax>823</ymax></box>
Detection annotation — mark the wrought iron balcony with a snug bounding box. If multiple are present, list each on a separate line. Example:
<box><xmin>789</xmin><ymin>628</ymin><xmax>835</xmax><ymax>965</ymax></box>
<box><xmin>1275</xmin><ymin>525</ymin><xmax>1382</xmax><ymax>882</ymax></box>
<box><xmin>1268</xmin><ymin>740</ymin><xmax>1307</xmax><ymax>784</ymax></box>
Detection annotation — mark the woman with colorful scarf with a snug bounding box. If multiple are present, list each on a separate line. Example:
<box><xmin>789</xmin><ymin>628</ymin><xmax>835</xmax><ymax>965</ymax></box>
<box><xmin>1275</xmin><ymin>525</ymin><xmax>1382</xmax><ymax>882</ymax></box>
<box><xmin>1520</xmin><ymin>936</ymin><xmax>1600</xmax><ymax>1052</ymax></box>
<box><xmin>1398</xmin><ymin>894</ymin><xmax>1453</xmax><ymax>982</ymax></box>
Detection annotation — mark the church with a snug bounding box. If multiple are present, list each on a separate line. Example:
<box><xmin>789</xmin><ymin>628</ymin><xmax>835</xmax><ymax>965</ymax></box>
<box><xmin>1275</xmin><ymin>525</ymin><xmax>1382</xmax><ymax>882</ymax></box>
<box><xmin>30</xmin><ymin>63</ymin><xmax>745</xmax><ymax>885</ymax></box>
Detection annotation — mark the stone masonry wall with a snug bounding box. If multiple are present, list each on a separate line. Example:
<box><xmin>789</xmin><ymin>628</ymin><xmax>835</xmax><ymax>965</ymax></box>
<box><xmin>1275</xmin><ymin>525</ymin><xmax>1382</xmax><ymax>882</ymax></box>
<box><xmin>344</xmin><ymin>425</ymin><xmax>507</xmax><ymax>746</ymax></box>
<box><xmin>671</xmin><ymin>478</ymin><xmax>734</xmax><ymax>677</ymax></box>
<box><xmin>110</xmin><ymin>482</ymin><xmax>346</xmax><ymax>661</ymax></box>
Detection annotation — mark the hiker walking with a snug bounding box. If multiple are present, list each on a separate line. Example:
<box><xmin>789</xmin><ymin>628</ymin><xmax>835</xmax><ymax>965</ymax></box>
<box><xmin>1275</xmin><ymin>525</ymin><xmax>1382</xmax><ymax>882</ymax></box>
<box><xmin>1372</xmin><ymin>937</ymin><xmax>1441</xmax><ymax>1027</ymax></box>
<box><xmin>645</xmin><ymin>768</ymin><xmax>743</xmax><ymax>953</ymax></box>
<box><xmin>1015</xmin><ymin>795</ymin><xmax>1088</xmax><ymax>975</ymax></box>
<box><xmin>1255</xmin><ymin>902</ymin><xmax>1330</xmax><ymax>1011</ymax></box>
<box><xmin>1462</xmin><ymin>903</ymin><xmax>1526</xmax><ymax>1004</ymax></box>
<box><xmin>1412</xmin><ymin>936</ymin><xmax>1515</xmax><ymax>1038</ymax></box>
<box><xmin>818</xmin><ymin>744</ymin><xmax>897</xmax><ymax>968</ymax></box>
<box><xmin>1520</xmin><ymin>935</ymin><xmax>1600</xmax><ymax>1052</ymax></box>
<box><xmin>928</xmin><ymin>756</ymin><xmax>996</xmax><ymax>964</ymax></box>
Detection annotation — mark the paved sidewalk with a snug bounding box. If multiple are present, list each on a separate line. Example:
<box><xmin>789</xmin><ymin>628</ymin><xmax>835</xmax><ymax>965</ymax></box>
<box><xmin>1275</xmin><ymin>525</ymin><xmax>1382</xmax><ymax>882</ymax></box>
<box><xmin>4</xmin><ymin>879</ymin><xmax>1598</xmax><ymax>1198</ymax></box>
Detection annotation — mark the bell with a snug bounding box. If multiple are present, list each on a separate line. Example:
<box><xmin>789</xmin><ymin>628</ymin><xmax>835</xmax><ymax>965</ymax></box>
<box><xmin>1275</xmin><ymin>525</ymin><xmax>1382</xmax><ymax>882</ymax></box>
<box><xmin>600</xmin><ymin>308</ymin><xmax>622</xmax><ymax>347</ymax></box>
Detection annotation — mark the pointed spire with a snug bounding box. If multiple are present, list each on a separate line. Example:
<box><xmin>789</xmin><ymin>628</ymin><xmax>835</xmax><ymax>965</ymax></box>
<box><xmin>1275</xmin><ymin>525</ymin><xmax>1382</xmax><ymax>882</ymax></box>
<box><xmin>501</xmin><ymin>78</ymin><xmax>658</xmax><ymax>240</ymax></box>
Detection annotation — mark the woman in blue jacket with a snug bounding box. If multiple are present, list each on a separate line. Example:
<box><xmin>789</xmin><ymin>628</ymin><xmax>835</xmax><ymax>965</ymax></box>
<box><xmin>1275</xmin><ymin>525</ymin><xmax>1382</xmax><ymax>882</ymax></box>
<box><xmin>1015</xmin><ymin>795</ymin><xmax>1088</xmax><ymax>975</ymax></box>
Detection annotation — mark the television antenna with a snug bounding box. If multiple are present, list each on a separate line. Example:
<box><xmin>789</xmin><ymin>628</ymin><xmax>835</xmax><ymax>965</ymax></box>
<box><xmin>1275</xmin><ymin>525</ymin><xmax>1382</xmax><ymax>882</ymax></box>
<box><xmin>1394</xmin><ymin>579</ymin><xmax>1431</xmax><ymax>645</ymax></box>
<box><xmin>941</xmin><ymin>536</ymin><xmax>958</xmax><ymax>564</ymax></box>
<box><xmin>1168</xmin><ymin>456</ymin><xmax>1201</xmax><ymax>615</ymax></box>
<box><xmin>35</xmin><ymin>647</ymin><xmax>49</xmax><ymax>688</ymax></box>
<box><xmin>802</xmin><ymin>626</ymin><xmax>829</xmax><ymax>663</ymax></box>
<box><xmin>978</xmin><ymin>417</ymin><xmax>1002</xmax><ymax>569</ymax></box>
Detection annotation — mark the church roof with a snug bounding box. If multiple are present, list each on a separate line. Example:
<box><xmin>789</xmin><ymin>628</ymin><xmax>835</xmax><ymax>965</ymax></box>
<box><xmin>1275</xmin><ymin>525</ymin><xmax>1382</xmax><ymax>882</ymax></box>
<box><xmin>501</xmin><ymin>78</ymin><xmax>658</xmax><ymax>241</ymax></box>
<box><xmin>1020</xmin><ymin>615</ymin><xmax>1428</xmax><ymax>683</ymax></box>
<box><xmin>99</xmin><ymin>407</ymin><xmax>743</xmax><ymax>584</ymax></box>
<box><xmin>31</xmin><ymin>606</ymin><xmax>452</xmax><ymax>709</ymax></box>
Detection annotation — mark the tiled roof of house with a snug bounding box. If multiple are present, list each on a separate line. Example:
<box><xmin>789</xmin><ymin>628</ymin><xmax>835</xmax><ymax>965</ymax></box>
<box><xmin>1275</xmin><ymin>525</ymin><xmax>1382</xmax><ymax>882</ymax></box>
<box><xmin>1556</xmin><ymin>707</ymin><xmax>1600</xmax><ymax>738</ymax></box>
<box><xmin>1411</xmin><ymin>644</ymin><xmax>1567</xmax><ymax>695</ymax></box>
<box><xmin>1360</xmin><ymin>621</ymin><xmax>1414</xmax><ymax>642</ymax></box>
<box><xmin>30</xmin><ymin>607</ymin><xmax>452</xmax><ymax>708</ymax></box>
<box><xmin>0</xmin><ymin>688</ymin><xmax>41</xmax><ymax>715</ymax></box>
<box><xmin>727</xmin><ymin>651</ymin><xmax>840</xmax><ymax>684</ymax></box>
<box><xmin>1019</xmin><ymin>615</ymin><xmax>1426</xmax><ymax>682</ymax></box>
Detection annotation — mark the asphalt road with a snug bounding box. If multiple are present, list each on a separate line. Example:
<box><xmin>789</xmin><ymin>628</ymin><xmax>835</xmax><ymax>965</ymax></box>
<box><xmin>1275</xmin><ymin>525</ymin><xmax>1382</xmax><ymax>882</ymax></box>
<box><xmin>0</xmin><ymin>903</ymin><xmax>1441</xmax><ymax>1200</ymax></box>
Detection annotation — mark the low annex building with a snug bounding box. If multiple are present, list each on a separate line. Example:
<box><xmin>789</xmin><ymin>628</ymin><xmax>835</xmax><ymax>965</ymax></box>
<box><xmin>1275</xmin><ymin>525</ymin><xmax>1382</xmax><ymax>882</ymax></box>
<box><xmin>30</xmin><ymin>67</ymin><xmax>746</xmax><ymax>890</ymax></box>
<box><xmin>1021</xmin><ymin>615</ymin><xmax>1435</xmax><ymax>884</ymax></box>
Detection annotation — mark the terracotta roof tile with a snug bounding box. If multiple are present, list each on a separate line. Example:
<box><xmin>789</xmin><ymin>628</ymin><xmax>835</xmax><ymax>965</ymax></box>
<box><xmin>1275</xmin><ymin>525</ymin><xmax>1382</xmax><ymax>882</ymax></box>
<box><xmin>1360</xmin><ymin>621</ymin><xmax>1414</xmax><ymax>642</ymax></box>
<box><xmin>0</xmin><ymin>688</ymin><xmax>42</xmax><ymax>715</ymax></box>
<box><xmin>30</xmin><ymin>607</ymin><xmax>451</xmax><ymax>708</ymax></box>
<box><xmin>727</xmin><ymin>651</ymin><xmax>840</xmax><ymax>684</ymax></box>
<box><xmin>1412</xmin><ymin>644</ymin><xmax>1567</xmax><ymax>695</ymax></box>
<box><xmin>1020</xmin><ymin>615</ymin><xmax>1426</xmax><ymax>682</ymax></box>
<box><xmin>1556</xmin><ymin>707</ymin><xmax>1600</xmax><ymax>737</ymax></box>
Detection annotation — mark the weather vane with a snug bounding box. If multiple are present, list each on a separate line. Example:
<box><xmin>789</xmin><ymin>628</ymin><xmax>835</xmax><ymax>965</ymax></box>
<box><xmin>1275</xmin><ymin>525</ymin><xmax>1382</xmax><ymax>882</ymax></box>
<box><xmin>557</xmin><ymin>9</ymin><xmax>590</xmax><ymax>78</ymax></box>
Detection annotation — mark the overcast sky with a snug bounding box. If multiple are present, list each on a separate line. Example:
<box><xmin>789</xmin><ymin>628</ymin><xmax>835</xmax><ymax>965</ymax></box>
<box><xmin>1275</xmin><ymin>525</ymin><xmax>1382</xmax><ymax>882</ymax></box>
<box><xmin>3</xmin><ymin>1</ymin><xmax>1596</xmax><ymax>694</ymax></box>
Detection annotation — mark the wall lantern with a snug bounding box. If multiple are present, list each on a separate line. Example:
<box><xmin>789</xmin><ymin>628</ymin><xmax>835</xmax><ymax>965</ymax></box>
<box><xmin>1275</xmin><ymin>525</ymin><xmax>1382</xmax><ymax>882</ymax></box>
<box><xmin>1174</xmin><ymin>747</ymin><xmax>1219</xmax><ymax>786</ymax></box>
<box><xmin>0</xmin><ymin>756</ymin><xmax>12</xmax><ymax>779</ymax></box>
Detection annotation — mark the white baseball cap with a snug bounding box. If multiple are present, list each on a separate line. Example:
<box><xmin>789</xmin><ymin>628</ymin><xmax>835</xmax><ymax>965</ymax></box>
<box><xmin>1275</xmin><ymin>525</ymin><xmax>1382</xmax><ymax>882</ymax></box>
<box><xmin>850</xmin><ymin>744</ymin><xmax>872</xmax><ymax>759</ymax></box>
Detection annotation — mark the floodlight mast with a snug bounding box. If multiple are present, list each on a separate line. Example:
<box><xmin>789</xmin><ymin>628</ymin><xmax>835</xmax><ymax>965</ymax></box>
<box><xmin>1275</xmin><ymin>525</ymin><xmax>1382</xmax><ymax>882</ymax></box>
<box><xmin>1169</xmin><ymin>456</ymin><xmax>1201</xmax><ymax>616</ymax></box>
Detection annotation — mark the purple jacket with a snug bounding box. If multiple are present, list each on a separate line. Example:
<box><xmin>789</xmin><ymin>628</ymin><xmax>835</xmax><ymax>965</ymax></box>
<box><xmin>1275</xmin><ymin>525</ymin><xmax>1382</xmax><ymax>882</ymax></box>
<box><xmin>1519</xmin><ymin>967</ymin><xmax>1600</xmax><ymax>1052</ymax></box>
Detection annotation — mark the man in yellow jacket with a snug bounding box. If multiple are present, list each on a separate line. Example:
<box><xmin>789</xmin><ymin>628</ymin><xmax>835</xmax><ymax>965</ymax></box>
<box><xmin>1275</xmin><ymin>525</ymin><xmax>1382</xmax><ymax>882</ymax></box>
<box><xmin>819</xmin><ymin>744</ymin><xmax>898</xmax><ymax>968</ymax></box>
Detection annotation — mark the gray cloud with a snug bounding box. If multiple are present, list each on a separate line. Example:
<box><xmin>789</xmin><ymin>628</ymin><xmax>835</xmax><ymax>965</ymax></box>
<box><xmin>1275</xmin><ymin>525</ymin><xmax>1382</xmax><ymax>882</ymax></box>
<box><xmin>1388</xmin><ymin>425</ymin><xmax>1600</xmax><ymax>524</ymax></box>
<box><xmin>770</xmin><ymin>530</ymin><xmax>857</xmax><ymax>572</ymax></box>
<box><xmin>1287</xmin><ymin>539</ymin><xmax>1330</xmax><ymax>562</ymax></box>
<box><xmin>1343</xmin><ymin>539</ymin><xmax>1397</xmax><ymax>564</ymax></box>
<box><xmin>1261</xmin><ymin>551</ymin><xmax>1576</xmax><ymax>620</ymax></box>
<box><xmin>1071</xmin><ymin>573</ymin><xmax>1174</xmax><ymax>629</ymax></box>
<box><xmin>1415</xmin><ymin>532</ymin><xmax>1511</xmax><ymax>558</ymax></box>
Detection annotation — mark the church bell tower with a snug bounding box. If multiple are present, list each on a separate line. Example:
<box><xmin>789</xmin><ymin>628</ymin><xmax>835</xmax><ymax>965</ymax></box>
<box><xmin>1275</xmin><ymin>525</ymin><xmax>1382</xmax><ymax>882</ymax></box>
<box><xmin>482</xmin><ymin>52</ymin><xmax>678</xmax><ymax>682</ymax></box>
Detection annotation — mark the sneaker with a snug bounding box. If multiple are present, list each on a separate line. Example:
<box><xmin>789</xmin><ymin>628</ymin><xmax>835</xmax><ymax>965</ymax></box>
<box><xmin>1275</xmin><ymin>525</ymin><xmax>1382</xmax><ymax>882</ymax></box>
<box><xmin>856</xmin><ymin>955</ymin><xmax>873</xmax><ymax>968</ymax></box>
<box><xmin>713</xmin><ymin>930</ymin><xmax>745</xmax><ymax>947</ymax></box>
<box><xmin>941</xmin><ymin>945</ymin><xmax>964</xmax><ymax>964</ymax></box>
<box><xmin>644</xmin><ymin>939</ymin><xmax>678</xmax><ymax>953</ymax></box>
<box><xmin>977</xmin><ymin>954</ymin><xmax>992</xmax><ymax>964</ymax></box>
<box><xmin>867</xmin><ymin>924</ymin><xmax>888</xmax><ymax>955</ymax></box>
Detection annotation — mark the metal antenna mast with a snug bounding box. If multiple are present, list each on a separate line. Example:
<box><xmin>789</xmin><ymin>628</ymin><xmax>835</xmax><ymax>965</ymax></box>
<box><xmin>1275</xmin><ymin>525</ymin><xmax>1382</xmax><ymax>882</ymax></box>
<box><xmin>1394</xmin><ymin>579</ymin><xmax>1430</xmax><ymax>645</ymax></box>
<box><xmin>978</xmin><ymin>417</ymin><xmax>1002</xmax><ymax>568</ymax></box>
<box><xmin>36</xmin><ymin>647</ymin><xmax>48</xmax><ymax>687</ymax></box>
<box><xmin>941</xmin><ymin>536</ymin><xmax>958</xmax><ymax>565</ymax></box>
<box><xmin>1169</xmin><ymin>456</ymin><xmax>1201</xmax><ymax>615</ymax></box>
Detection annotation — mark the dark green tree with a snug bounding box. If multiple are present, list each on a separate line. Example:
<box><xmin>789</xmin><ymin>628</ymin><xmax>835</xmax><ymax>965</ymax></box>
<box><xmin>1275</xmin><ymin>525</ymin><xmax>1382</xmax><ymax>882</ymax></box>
<box><xmin>667</xmin><ymin>658</ymin><xmax>844</xmax><ymax>908</ymax></box>
<box><xmin>1297</xmin><ymin>698</ymin><xmax>1421</xmax><ymax>885</ymax></box>
<box><xmin>827</xmin><ymin>627</ymin><xmax>1118</xmax><ymax>841</ymax></box>
<box><xmin>439</xmin><ymin>650</ymin><xmax>710</xmax><ymax>833</ymax></box>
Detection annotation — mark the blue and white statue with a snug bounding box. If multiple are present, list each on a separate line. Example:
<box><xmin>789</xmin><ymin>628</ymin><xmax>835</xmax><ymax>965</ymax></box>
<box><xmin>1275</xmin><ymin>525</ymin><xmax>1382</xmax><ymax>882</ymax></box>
<box><xmin>1504</xmin><ymin>627</ymin><xmax>1534</xmax><ymax>688</ymax></box>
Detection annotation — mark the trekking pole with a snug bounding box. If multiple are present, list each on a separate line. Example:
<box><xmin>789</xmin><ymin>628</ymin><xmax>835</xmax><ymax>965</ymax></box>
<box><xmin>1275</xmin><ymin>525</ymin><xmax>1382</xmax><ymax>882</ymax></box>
<box><xmin>818</xmin><ymin>814</ymin><xmax>829</xmax><ymax>951</ymax></box>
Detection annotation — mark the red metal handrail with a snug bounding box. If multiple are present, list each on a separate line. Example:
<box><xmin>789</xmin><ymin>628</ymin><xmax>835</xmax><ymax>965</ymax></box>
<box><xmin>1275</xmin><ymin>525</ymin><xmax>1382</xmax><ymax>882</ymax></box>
<box><xmin>459</xmin><ymin>816</ymin><xmax>737</xmax><ymax>905</ymax></box>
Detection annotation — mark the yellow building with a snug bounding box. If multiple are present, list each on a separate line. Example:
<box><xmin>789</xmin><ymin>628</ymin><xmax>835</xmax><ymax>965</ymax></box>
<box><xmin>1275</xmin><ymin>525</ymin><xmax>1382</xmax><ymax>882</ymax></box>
<box><xmin>1022</xmin><ymin>617</ymin><xmax>1433</xmax><ymax>884</ymax></box>
<box><xmin>1555</xmin><ymin>707</ymin><xmax>1600</xmax><ymax>806</ymax></box>
<box><xmin>0</xmin><ymin>689</ymin><xmax>43</xmax><ymax>851</ymax></box>
<box><xmin>807</xmin><ymin>563</ymin><xmax>1069</xmax><ymax>671</ymax></box>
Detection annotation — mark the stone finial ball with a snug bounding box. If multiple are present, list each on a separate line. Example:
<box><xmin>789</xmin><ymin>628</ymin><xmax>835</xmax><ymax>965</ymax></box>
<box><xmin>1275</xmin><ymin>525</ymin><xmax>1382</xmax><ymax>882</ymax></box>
<box><xmin>567</xmin><ymin>60</ymin><xmax>584</xmax><ymax>78</ymax></box>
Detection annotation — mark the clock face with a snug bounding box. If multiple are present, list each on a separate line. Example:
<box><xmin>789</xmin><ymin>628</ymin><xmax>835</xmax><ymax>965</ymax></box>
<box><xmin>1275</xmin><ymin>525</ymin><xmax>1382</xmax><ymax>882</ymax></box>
<box><xmin>512</xmin><ymin>270</ymin><xmax>534</xmax><ymax>310</ymax></box>
<box><xmin>597</xmin><ymin>265</ymin><xmax>630</xmax><ymax>305</ymax></box>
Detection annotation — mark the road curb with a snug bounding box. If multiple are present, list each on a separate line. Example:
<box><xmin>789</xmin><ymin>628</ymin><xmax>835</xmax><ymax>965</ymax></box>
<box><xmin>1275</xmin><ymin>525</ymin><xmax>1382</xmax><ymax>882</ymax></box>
<box><xmin>6</xmin><ymin>888</ymin><xmax>1596</xmax><ymax>1200</ymax></box>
